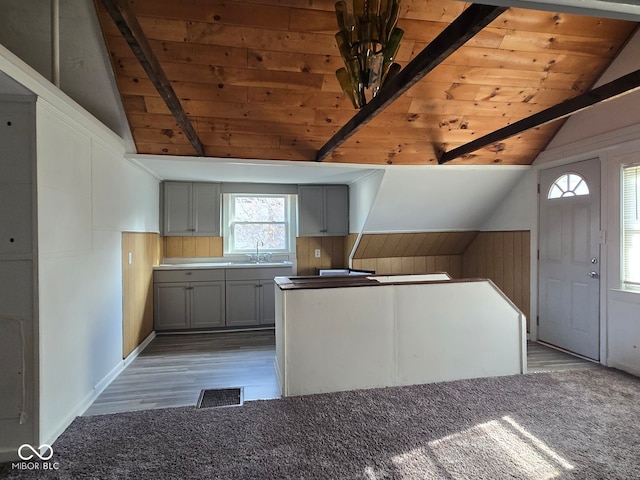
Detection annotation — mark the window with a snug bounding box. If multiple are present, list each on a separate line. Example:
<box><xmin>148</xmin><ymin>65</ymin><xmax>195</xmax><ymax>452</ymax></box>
<box><xmin>223</xmin><ymin>194</ymin><xmax>295</xmax><ymax>254</ymax></box>
<box><xmin>547</xmin><ymin>173</ymin><xmax>590</xmax><ymax>199</ymax></box>
<box><xmin>623</xmin><ymin>165</ymin><xmax>640</xmax><ymax>288</ymax></box>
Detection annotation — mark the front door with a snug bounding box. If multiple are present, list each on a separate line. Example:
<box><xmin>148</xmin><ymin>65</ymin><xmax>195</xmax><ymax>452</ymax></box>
<box><xmin>538</xmin><ymin>158</ymin><xmax>601</xmax><ymax>360</ymax></box>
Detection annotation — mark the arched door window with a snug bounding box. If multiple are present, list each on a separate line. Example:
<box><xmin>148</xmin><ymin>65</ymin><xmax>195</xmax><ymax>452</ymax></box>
<box><xmin>547</xmin><ymin>173</ymin><xmax>590</xmax><ymax>199</ymax></box>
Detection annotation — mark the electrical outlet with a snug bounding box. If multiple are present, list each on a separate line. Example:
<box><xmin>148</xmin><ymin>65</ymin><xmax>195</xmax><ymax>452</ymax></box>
<box><xmin>314</xmin><ymin>249</ymin><xmax>321</xmax><ymax>258</ymax></box>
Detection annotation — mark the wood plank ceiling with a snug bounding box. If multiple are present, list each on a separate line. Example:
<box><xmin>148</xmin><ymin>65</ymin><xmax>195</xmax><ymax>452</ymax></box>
<box><xmin>95</xmin><ymin>0</ymin><xmax>637</xmax><ymax>166</ymax></box>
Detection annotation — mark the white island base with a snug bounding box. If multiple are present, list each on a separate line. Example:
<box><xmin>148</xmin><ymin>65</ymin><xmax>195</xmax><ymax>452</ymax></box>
<box><xmin>274</xmin><ymin>275</ymin><xmax>526</xmax><ymax>397</ymax></box>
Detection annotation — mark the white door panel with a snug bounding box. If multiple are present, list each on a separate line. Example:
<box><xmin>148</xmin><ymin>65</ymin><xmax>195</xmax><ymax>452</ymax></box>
<box><xmin>539</xmin><ymin>158</ymin><xmax>600</xmax><ymax>360</ymax></box>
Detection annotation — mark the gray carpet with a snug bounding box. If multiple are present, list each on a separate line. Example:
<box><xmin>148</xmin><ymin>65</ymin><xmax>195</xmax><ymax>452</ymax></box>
<box><xmin>2</xmin><ymin>368</ymin><xmax>640</xmax><ymax>479</ymax></box>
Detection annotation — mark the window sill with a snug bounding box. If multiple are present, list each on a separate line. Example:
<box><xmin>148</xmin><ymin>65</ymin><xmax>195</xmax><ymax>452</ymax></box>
<box><xmin>610</xmin><ymin>288</ymin><xmax>640</xmax><ymax>303</ymax></box>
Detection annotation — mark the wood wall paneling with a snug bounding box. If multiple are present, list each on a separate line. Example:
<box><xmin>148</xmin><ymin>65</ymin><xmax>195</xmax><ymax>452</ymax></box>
<box><xmin>348</xmin><ymin>231</ymin><xmax>528</xmax><ymax>328</ymax></box>
<box><xmin>296</xmin><ymin>236</ymin><xmax>346</xmax><ymax>275</ymax></box>
<box><xmin>122</xmin><ymin>232</ymin><xmax>161</xmax><ymax>358</ymax></box>
<box><xmin>353</xmin><ymin>232</ymin><xmax>478</xmax><ymax>258</ymax></box>
<box><xmin>352</xmin><ymin>254</ymin><xmax>462</xmax><ymax>278</ymax></box>
<box><xmin>163</xmin><ymin>236</ymin><xmax>223</xmax><ymax>258</ymax></box>
<box><xmin>462</xmin><ymin>231</ymin><xmax>531</xmax><ymax>331</ymax></box>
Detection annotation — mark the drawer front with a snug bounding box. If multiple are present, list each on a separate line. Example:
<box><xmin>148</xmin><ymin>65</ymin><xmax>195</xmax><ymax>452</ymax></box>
<box><xmin>154</xmin><ymin>269</ymin><xmax>225</xmax><ymax>283</ymax></box>
<box><xmin>225</xmin><ymin>267</ymin><xmax>293</xmax><ymax>281</ymax></box>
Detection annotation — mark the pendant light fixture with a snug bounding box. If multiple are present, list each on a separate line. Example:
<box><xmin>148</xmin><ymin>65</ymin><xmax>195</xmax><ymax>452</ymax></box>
<box><xmin>334</xmin><ymin>0</ymin><xmax>404</xmax><ymax>109</ymax></box>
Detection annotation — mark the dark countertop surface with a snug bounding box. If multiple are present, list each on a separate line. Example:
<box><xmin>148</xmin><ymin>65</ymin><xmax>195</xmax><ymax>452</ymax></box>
<box><xmin>275</xmin><ymin>273</ymin><xmax>455</xmax><ymax>290</ymax></box>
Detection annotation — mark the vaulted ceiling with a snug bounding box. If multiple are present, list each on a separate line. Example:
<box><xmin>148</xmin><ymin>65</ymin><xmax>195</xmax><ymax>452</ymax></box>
<box><xmin>94</xmin><ymin>0</ymin><xmax>637</xmax><ymax>166</ymax></box>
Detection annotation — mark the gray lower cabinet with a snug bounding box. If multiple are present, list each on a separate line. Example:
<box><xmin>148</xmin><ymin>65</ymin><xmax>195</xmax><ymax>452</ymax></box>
<box><xmin>154</xmin><ymin>282</ymin><xmax>189</xmax><ymax>330</ymax></box>
<box><xmin>225</xmin><ymin>280</ymin><xmax>261</xmax><ymax>327</ymax></box>
<box><xmin>154</xmin><ymin>266</ymin><xmax>292</xmax><ymax>331</ymax></box>
<box><xmin>261</xmin><ymin>280</ymin><xmax>277</xmax><ymax>325</ymax></box>
<box><xmin>154</xmin><ymin>269</ymin><xmax>225</xmax><ymax>331</ymax></box>
<box><xmin>226</xmin><ymin>267</ymin><xmax>292</xmax><ymax>327</ymax></box>
<box><xmin>191</xmin><ymin>282</ymin><xmax>226</xmax><ymax>328</ymax></box>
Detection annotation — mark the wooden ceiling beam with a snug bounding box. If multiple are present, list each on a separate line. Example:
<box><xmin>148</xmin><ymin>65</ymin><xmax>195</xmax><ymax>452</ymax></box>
<box><xmin>99</xmin><ymin>0</ymin><xmax>205</xmax><ymax>156</ymax></box>
<box><xmin>315</xmin><ymin>4</ymin><xmax>507</xmax><ymax>162</ymax></box>
<box><xmin>438</xmin><ymin>67</ymin><xmax>640</xmax><ymax>164</ymax></box>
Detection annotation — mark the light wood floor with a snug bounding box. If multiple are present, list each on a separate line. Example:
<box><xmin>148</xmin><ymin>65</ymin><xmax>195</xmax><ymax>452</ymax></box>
<box><xmin>84</xmin><ymin>331</ymin><xmax>280</xmax><ymax>416</ymax></box>
<box><xmin>84</xmin><ymin>333</ymin><xmax>599</xmax><ymax>416</ymax></box>
<box><xmin>527</xmin><ymin>340</ymin><xmax>601</xmax><ymax>373</ymax></box>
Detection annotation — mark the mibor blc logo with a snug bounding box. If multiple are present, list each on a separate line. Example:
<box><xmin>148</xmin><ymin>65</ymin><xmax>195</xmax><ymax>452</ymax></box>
<box><xmin>12</xmin><ymin>444</ymin><xmax>60</xmax><ymax>471</ymax></box>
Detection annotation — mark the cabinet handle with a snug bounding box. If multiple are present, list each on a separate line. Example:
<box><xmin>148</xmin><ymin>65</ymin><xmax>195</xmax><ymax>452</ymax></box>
<box><xmin>185</xmin><ymin>272</ymin><xmax>192</xmax><ymax>275</ymax></box>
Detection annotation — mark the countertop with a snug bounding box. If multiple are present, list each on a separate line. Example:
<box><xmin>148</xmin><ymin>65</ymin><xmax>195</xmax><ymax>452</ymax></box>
<box><xmin>154</xmin><ymin>261</ymin><xmax>293</xmax><ymax>270</ymax></box>
<box><xmin>275</xmin><ymin>273</ymin><xmax>453</xmax><ymax>290</ymax></box>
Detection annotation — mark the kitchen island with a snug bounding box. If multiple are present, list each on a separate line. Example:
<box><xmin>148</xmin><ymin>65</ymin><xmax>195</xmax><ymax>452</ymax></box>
<box><xmin>274</xmin><ymin>274</ymin><xmax>526</xmax><ymax>397</ymax></box>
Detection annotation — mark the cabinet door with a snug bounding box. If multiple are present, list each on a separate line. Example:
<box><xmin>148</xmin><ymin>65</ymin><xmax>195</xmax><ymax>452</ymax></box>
<box><xmin>297</xmin><ymin>185</ymin><xmax>324</xmax><ymax>236</ymax></box>
<box><xmin>323</xmin><ymin>185</ymin><xmax>349</xmax><ymax>236</ymax></box>
<box><xmin>154</xmin><ymin>283</ymin><xmax>189</xmax><ymax>330</ymax></box>
<box><xmin>163</xmin><ymin>182</ymin><xmax>192</xmax><ymax>236</ymax></box>
<box><xmin>226</xmin><ymin>280</ymin><xmax>260</xmax><ymax>326</ymax></box>
<box><xmin>193</xmin><ymin>183</ymin><xmax>220</xmax><ymax>236</ymax></box>
<box><xmin>191</xmin><ymin>281</ymin><xmax>225</xmax><ymax>328</ymax></box>
<box><xmin>260</xmin><ymin>280</ymin><xmax>276</xmax><ymax>325</ymax></box>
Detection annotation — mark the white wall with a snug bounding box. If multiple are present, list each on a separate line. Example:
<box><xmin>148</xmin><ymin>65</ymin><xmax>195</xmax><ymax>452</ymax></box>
<box><xmin>277</xmin><ymin>279</ymin><xmax>525</xmax><ymax>396</ymax></box>
<box><xmin>484</xmin><ymin>29</ymin><xmax>640</xmax><ymax>370</ymax></box>
<box><xmin>0</xmin><ymin>94</ymin><xmax>37</xmax><ymax>462</ymax></box>
<box><xmin>541</xmin><ymin>29</ymin><xmax>640</xmax><ymax>163</ymax></box>
<box><xmin>362</xmin><ymin>165</ymin><xmax>529</xmax><ymax>233</ymax></box>
<box><xmin>0</xmin><ymin>43</ymin><xmax>158</xmax><ymax>449</ymax></box>
<box><xmin>0</xmin><ymin>0</ymin><xmax>132</xmax><ymax>142</ymax></box>
<box><xmin>36</xmin><ymin>99</ymin><xmax>158</xmax><ymax>444</ymax></box>
<box><xmin>602</xmin><ymin>145</ymin><xmax>640</xmax><ymax>375</ymax></box>
<box><xmin>349</xmin><ymin>169</ymin><xmax>384</xmax><ymax>233</ymax></box>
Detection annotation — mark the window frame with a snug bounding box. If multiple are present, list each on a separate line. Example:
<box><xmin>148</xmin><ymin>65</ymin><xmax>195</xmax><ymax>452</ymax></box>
<box><xmin>622</xmin><ymin>164</ymin><xmax>640</xmax><ymax>290</ymax></box>
<box><xmin>223</xmin><ymin>193</ymin><xmax>296</xmax><ymax>255</ymax></box>
<box><xmin>547</xmin><ymin>172</ymin><xmax>590</xmax><ymax>199</ymax></box>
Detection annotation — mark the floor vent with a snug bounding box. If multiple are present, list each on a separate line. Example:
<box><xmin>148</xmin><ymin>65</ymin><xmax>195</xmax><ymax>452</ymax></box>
<box><xmin>197</xmin><ymin>388</ymin><xmax>243</xmax><ymax>408</ymax></box>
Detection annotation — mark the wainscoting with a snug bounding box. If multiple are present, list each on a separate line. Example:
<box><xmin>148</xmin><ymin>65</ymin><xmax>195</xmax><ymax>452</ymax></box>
<box><xmin>122</xmin><ymin>232</ymin><xmax>161</xmax><ymax>358</ymax></box>
<box><xmin>463</xmin><ymin>231</ymin><xmax>531</xmax><ymax>330</ymax></box>
<box><xmin>296</xmin><ymin>236</ymin><xmax>346</xmax><ymax>275</ymax></box>
<box><xmin>163</xmin><ymin>236</ymin><xmax>223</xmax><ymax>258</ymax></box>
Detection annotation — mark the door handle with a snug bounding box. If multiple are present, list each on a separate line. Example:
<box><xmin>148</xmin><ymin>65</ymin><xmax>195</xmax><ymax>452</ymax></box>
<box><xmin>588</xmin><ymin>271</ymin><xmax>599</xmax><ymax>279</ymax></box>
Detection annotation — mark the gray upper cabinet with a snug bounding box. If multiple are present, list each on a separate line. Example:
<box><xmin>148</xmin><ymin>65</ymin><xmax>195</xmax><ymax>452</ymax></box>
<box><xmin>298</xmin><ymin>185</ymin><xmax>348</xmax><ymax>237</ymax></box>
<box><xmin>162</xmin><ymin>181</ymin><xmax>220</xmax><ymax>236</ymax></box>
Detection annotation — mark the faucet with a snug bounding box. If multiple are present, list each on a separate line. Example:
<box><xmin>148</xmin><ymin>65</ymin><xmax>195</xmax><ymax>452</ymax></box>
<box><xmin>255</xmin><ymin>240</ymin><xmax>264</xmax><ymax>262</ymax></box>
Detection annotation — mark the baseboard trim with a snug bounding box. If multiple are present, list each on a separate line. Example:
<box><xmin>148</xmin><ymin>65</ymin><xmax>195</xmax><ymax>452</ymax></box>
<box><xmin>41</xmin><ymin>332</ymin><xmax>157</xmax><ymax>446</ymax></box>
<box><xmin>155</xmin><ymin>327</ymin><xmax>274</xmax><ymax>335</ymax></box>
<box><xmin>607</xmin><ymin>361</ymin><xmax>640</xmax><ymax>378</ymax></box>
<box><xmin>0</xmin><ymin>449</ymin><xmax>20</xmax><ymax>463</ymax></box>
<box><xmin>274</xmin><ymin>357</ymin><xmax>284</xmax><ymax>397</ymax></box>
<box><xmin>123</xmin><ymin>331</ymin><xmax>156</xmax><ymax>368</ymax></box>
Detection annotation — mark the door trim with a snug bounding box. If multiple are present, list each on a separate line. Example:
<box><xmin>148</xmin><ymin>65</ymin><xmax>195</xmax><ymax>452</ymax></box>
<box><xmin>537</xmin><ymin>157</ymin><xmax>602</xmax><ymax>361</ymax></box>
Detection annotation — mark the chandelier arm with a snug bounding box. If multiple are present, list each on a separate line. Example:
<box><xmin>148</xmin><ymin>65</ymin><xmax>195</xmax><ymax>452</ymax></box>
<box><xmin>317</xmin><ymin>3</ymin><xmax>507</xmax><ymax>162</ymax></box>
